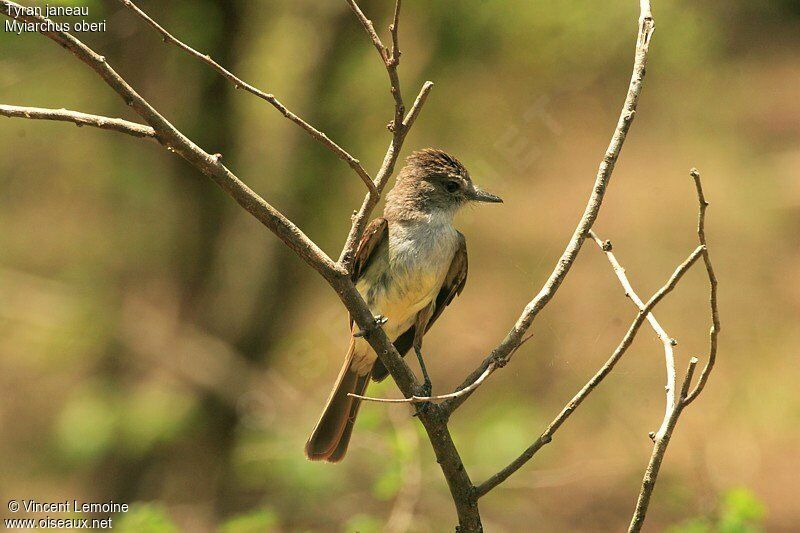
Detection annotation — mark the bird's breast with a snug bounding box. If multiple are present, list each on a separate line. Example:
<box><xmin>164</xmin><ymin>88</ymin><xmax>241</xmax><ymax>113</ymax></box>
<box><xmin>356</xmin><ymin>221</ymin><xmax>459</xmax><ymax>339</ymax></box>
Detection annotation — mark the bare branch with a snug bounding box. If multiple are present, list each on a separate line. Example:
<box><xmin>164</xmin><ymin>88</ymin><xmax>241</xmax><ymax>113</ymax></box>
<box><xmin>0</xmin><ymin>104</ymin><xmax>157</xmax><ymax>139</ymax></box>
<box><xmin>115</xmin><ymin>0</ymin><xmax>376</xmax><ymax>195</ymax></box>
<box><xmin>345</xmin><ymin>0</ymin><xmax>389</xmax><ymax>63</ymax></box>
<box><xmin>345</xmin><ymin>0</ymin><xmax>405</xmax><ymax>129</ymax></box>
<box><xmin>403</xmin><ymin>81</ymin><xmax>434</xmax><ymax>130</ymax></box>
<box><xmin>474</xmin><ymin>245</ymin><xmax>704</xmax><ymax>498</ymax></box>
<box><xmin>0</xmin><ymin>0</ymin><xmax>340</xmax><ymax>279</ymax></box>
<box><xmin>684</xmin><ymin>169</ymin><xmax>720</xmax><ymax>404</ymax></box>
<box><xmin>443</xmin><ymin>0</ymin><xmax>656</xmax><ymax>415</ymax></box>
<box><xmin>348</xmin><ymin>362</ymin><xmax>497</xmax><ymax>404</ymax></box>
<box><xmin>587</xmin><ymin>230</ymin><xmax>678</xmax><ymax>440</ymax></box>
<box><xmin>628</xmin><ymin>357</ymin><xmax>698</xmax><ymax>532</ymax></box>
<box><xmin>389</xmin><ymin>0</ymin><xmax>402</xmax><ymax>66</ymax></box>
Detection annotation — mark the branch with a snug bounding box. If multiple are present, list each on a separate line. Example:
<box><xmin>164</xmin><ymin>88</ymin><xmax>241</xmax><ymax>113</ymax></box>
<box><xmin>442</xmin><ymin>0</ymin><xmax>656</xmax><ymax>415</ymax></box>
<box><xmin>345</xmin><ymin>0</ymin><xmax>404</xmax><ymax>129</ymax></box>
<box><xmin>348</xmin><ymin>362</ymin><xmax>496</xmax><ymax>404</ymax></box>
<box><xmin>115</xmin><ymin>0</ymin><xmax>376</xmax><ymax>195</ymax></box>
<box><xmin>628</xmin><ymin>357</ymin><xmax>698</xmax><ymax>532</ymax></box>
<box><xmin>587</xmin><ymin>230</ymin><xmax>677</xmax><ymax>440</ymax></box>
<box><xmin>474</xmin><ymin>244</ymin><xmax>704</xmax><ymax>498</ymax></box>
<box><xmin>0</xmin><ymin>104</ymin><xmax>156</xmax><ymax>139</ymax></box>
<box><xmin>684</xmin><ymin>169</ymin><xmax>720</xmax><ymax>404</ymax></box>
<box><xmin>389</xmin><ymin>0</ymin><xmax>402</xmax><ymax>66</ymax></box>
<box><xmin>402</xmin><ymin>80</ymin><xmax>434</xmax><ymax>131</ymax></box>
<box><xmin>0</xmin><ymin>0</ymin><xmax>339</xmax><ymax>280</ymax></box>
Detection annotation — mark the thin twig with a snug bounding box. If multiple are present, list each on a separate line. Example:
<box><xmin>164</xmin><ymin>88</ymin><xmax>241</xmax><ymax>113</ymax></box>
<box><xmin>0</xmin><ymin>104</ymin><xmax>157</xmax><ymax>139</ymax></box>
<box><xmin>389</xmin><ymin>0</ymin><xmax>402</xmax><ymax>66</ymax></box>
<box><xmin>587</xmin><ymin>230</ymin><xmax>678</xmax><ymax>440</ymax></box>
<box><xmin>684</xmin><ymin>169</ymin><xmax>720</xmax><ymax>404</ymax></box>
<box><xmin>628</xmin><ymin>357</ymin><xmax>698</xmax><ymax>532</ymax></box>
<box><xmin>345</xmin><ymin>0</ymin><xmax>404</xmax><ymax>129</ymax></box>
<box><xmin>345</xmin><ymin>0</ymin><xmax>389</xmax><ymax>62</ymax></box>
<box><xmin>474</xmin><ymin>245</ymin><xmax>704</xmax><ymax>498</ymax></box>
<box><xmin>349</xmin><ymin>362</ymin><xmax>496</xmax><ymax>404</ymax></box>
<box><xmin>442</xmin><ymin>0</ymin><xmax>656</xmax><ymax>415</ymax></box>
<box><xmin>402</xmin><ymin>81</ymin><xmax>434</xmax><ymax>130</ymax></box>
<box><xmin>115</xmin><ymin>0</ymin><xmax>376</xmax><ymax>194</ymax></box>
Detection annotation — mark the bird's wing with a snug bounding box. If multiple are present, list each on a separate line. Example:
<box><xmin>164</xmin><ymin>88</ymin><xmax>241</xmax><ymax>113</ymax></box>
<box><xmin>425</xmin><ymin>231</ymin><xmax>469</xmax><ymax>330</ymax></box>
<box><xmin>372</xmin><ymin>232</ymin><xmax>468</xmax><ymax>382</ymax></box>
<box><xmin>348</xmin><ymin>218</ymin><xmax>389</xmax><ymax>331</ymax></box>
<box><xmin>352</xmin><ymin>217</ymin><xmax>389</xmax><ymax>283</ymax></box>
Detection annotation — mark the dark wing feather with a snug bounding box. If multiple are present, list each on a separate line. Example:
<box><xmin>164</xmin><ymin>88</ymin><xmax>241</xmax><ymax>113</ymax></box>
<box><xmin>352</xmin><ymin>218</ymin><xmax>389</xmax><ymax>283</ymax></box>
<box><xmin>348</xmin><ymin>218</ymin><xmax>388</xmax><ymax>330</ymax></box>
<box><xmin>373</xmin><ymin>232</ymin><xmax>468</xmax><ymax>382</ymax></box>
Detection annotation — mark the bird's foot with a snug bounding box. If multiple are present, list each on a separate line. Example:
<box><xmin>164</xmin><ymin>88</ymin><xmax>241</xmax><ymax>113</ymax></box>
<box><xmin>413</xmin><ymin>345</ymin><xmax>433</xmax><ymax>396</ymax></box>
<box><xmin>412</xmin><ymin>401</ymin><xmax>432</xmax><ymax>417</ymax></box>
<box><xmin>414</xmin><ymin>379</ymin><xmax>432</xmax><ymax>399</ymax></box>
<box><xmin>353</xmin><ymin>315</ymin><xmax>388</xmax><ymax>338</ymax></box>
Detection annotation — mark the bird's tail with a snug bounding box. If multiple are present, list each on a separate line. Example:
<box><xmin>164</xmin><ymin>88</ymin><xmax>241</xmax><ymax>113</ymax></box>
<box><xmin>305</xmin><ymin>340</ymin><xmax>371</xmax><ymax>462</ymax></box>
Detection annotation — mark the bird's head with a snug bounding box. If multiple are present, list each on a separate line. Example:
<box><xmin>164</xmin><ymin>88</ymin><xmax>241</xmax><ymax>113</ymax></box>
<box><xmin>385</xmin><ymin>149</ymin><xmax>502</xmax><ymax>221</ymax></box>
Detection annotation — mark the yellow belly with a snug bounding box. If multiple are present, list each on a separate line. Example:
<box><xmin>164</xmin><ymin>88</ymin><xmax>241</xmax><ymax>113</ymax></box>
<box><xmin>350</xmin><ymin>264</ymin><xmax>446</xmax><ymax>375</ymax></box>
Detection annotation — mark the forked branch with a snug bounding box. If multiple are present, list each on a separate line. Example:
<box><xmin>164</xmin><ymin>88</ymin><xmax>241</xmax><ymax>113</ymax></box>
<box><xmin>685</xmin><ymin>169</ymin><xmax>720</xmax><ymax>404</ymax></box>
<box><xmin>628</xmin><ymin>357</ymin><xmax>698</xmax><ymax>532</ymax></box>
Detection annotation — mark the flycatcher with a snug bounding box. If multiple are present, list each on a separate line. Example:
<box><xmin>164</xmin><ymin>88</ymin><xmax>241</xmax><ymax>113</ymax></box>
<box><xmin>306</xmin><ymin>148</ymin><xmax>502</xmax><ymax>462</ymax></box>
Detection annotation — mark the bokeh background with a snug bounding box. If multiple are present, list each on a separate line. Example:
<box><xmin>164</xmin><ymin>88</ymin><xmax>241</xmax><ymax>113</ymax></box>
<box><xmin>1</xmin><ymin>0</ymin><xmax>798</xmax><ymax>531</ymax></box>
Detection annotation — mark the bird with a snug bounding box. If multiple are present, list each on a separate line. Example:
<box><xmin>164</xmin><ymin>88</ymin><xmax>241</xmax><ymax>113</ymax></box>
<box><xmin>305</xmin><ymin>148</ymin><xmax>502</xmax><ymax>462</ymax></box>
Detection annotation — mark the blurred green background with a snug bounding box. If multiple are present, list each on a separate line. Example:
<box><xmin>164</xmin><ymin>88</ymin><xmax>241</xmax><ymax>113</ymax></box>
<box><xmin>1</xmin><ymin>0</ymin><xmax>798</xmax><ymax>531</ymax></box>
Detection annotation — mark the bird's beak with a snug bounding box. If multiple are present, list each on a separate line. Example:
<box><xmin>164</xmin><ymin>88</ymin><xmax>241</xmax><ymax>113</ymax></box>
<box><xmin>468</xmin><ymin>187</ymin><xmax>503</xmax><ymax>203</ymax></box>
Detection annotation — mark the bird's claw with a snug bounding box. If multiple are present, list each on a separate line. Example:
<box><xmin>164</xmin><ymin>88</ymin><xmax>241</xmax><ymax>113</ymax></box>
<box><xmin>413</xmin><ymin>345</ymin><xmax>433</xmax><ymax>396</ymax></box>
<box><xmin>419</xmin><ymin>379</ymin><xmax>432</xmax><ymax>398</ymax></box>
<box><xmin>353</xmin><ymin>315</ymin><xmax>388</xmax><ymax>338</ymax></box>
<box><xmin>412</xmin><ymin>399</ymin><xmax>432</xmax><ymax>417</ymax></box>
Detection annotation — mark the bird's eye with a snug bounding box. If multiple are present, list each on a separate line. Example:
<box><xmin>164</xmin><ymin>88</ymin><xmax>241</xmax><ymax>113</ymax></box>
<box><xmin>444</xmin><ymin>180</ymin><xmax>460</xmax><ymax>193</ymax></box>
